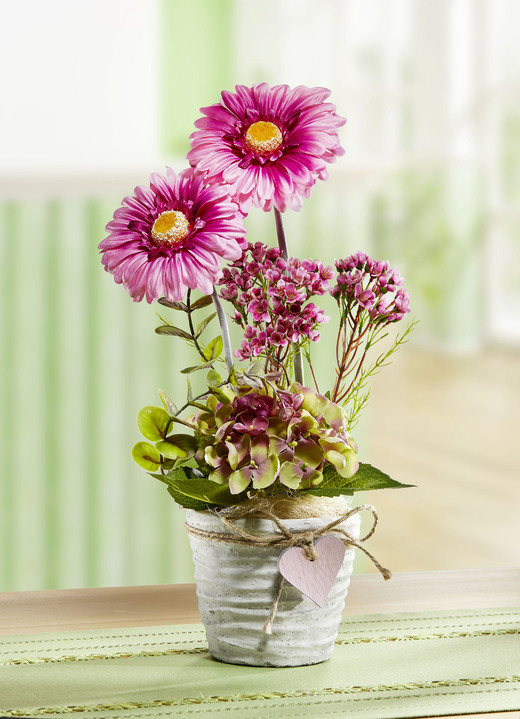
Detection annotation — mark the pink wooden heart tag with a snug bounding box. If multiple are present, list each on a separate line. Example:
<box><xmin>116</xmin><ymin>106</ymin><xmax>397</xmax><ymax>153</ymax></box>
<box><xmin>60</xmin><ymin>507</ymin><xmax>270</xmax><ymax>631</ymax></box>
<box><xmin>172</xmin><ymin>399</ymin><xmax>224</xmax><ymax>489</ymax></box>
<box><xmin>277</xmin><ymin>535</ymin><xmax>346</xmax><ymax>607</ymax></box>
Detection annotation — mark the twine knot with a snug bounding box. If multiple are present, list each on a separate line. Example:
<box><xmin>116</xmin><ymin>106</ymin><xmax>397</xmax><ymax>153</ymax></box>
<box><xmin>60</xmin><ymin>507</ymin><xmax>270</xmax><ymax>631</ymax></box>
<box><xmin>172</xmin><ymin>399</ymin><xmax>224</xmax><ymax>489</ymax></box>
<box><xmin>302</xmin><ymin>539</ymin><xmax>317</xmax><ymax>561</ymax></box>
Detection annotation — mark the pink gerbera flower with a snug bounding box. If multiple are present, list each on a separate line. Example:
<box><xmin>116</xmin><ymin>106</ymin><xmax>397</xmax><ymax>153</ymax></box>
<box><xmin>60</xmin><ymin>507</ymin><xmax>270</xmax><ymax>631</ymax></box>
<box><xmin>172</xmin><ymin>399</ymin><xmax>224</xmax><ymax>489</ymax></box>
<box><xmin>187</xmin><ymin>83</ymin><xmax>346</xmax><ymax>213</ymax></box>
<box><xmin>99</xmin><ymin>167</ymin><xmax>246</xmax><ymax>303</ymax></box>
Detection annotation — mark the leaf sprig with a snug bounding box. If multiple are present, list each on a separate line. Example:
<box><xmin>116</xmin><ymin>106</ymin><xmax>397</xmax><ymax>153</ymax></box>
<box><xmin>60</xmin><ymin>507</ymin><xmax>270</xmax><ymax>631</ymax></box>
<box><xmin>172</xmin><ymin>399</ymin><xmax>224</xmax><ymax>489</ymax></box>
<box><xmin>155</xmin><ymin>291</ymin><xmax>223</xmax><ymax>367</ymax></box>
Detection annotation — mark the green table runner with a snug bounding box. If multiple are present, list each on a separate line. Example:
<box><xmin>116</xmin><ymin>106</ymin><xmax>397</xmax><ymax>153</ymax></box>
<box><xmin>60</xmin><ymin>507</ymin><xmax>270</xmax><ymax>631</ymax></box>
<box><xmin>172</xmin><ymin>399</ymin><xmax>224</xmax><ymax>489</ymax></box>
<box><xmin>1</xmin><ymin>607</ymin><xmax>519</xmax><ymax>718</ymax></box>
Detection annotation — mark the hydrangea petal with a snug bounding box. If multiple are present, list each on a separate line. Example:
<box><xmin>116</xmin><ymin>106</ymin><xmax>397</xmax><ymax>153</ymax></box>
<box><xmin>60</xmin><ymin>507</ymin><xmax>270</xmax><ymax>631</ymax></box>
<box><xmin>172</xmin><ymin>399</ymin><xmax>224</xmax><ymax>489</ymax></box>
<box><xmin>251</xmin><ymin>453</ymin><xmax>280</xmax><ymax>489</ymax></box>
<box><xmin>279</xmin><ymin>461</ymin><xmax>304</xmax><ymax>489</ymax></box>
<box><xmin>229</xmin><ymin>467</ymin><xmax>251</xmax><ymax>494</ymax></box>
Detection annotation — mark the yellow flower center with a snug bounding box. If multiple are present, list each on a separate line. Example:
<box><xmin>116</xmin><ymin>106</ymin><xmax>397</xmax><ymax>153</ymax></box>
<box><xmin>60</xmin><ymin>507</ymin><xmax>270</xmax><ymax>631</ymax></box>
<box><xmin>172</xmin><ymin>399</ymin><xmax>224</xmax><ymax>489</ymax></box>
<box><xmin>245</xmin><ymin>121</ymin><xmax>283</xmax><ymax>155</ymax></box>
<box><xmin>151</xmin><ymin>210</ymin><xmax>190</xmax><ymax>247</ymax></box>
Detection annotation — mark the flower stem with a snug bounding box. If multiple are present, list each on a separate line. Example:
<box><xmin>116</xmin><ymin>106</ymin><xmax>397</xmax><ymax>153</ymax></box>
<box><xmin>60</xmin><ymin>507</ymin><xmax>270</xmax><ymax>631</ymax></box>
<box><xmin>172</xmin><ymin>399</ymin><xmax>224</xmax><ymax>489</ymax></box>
<box><xmin>293</xmin><ymin>349</ymin><xmax>304</xmax><ymax>386</ymax></box>
<box><xmin>186</xmin><ymin>290</ymin><xmax>210</xmax><ymax>363</ymax></box>
<box><xmin>273</xmin><ymin>208</ymin><xmax>304</xmax><ymax>385</ymax></box>
<box><xmin>212</xmin><ymin>288</ymin><xmax>234</xmax><ymax>378</ymax></box>
<box><xmin>332</xmin><ymin>307</ymin><xmax>362</xmax><ymax>401</ymax></box>
<box><xmin>274</xmin><ymin>208</ymin><xmax>288</xmax><ymax>260</ymax></box>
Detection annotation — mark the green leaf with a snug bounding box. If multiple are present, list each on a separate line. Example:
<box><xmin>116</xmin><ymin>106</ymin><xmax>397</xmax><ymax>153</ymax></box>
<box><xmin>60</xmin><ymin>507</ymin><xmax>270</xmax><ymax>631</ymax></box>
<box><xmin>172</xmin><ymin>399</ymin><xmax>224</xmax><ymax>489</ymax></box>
<box><xmin>166</xmin><ymin>486</ymin><xmax>209</xmax><ymax>511</ymax></box>
<box><xmin>246</xmin><ymin>360</ymin><xmax>264</xmax><ymax>375</ymax></box>
<box><xmin>186</xmin><ymin>376</ymin><xmax>193</xmax><ymax>402</ymax></box>
<box><xmin>158</xmin><ymin>389</ymin><xmax>177</xmax><ymax>416</ymax></box>
<box><xmin>208</xmin><ymin>385</ymin><xmax>232</xmax><ymax>404</ymax></box>
<box><xmin>305</xmin><ymin>462</ymin><xmax>414</xmax><ymax>497</ymax></box>
<box><xmin>152</xmin><ymin>468</ymin><xmax>242</xmax><ymax>508</ymax></box>
<box><xmin>195</xmin><ymin>312</ymin><xmax>217</xmax><ymax>337</ymax></box>
<box><xmin>155</xmin><ymin>325</ymin><xmax>193</xmax><ymax>341</ymax></box>
<box><xmin>314</xmin><ymin>462</ymin><xmax>349</xmax><ymax>488</ymax></box>
<box><xmin>180</xmin><ymin>361</ymin><xmax>216</xmax><ymax>374</ymax></box>
<box><xmin>341</xmin><ymin>320</ymin><xmax>418</xmax><ymax>431</ymax></box>
<box><xmin>157</xmin><ymin>297</ymin><xmax>188</xmax><ymax>311</ymax></box>
<box><xmin>156</xmin><ymin>434</ymin><xmax>197</xmax><ymax>460</ymax></box>
<box><xmin>136</xmin><ymin>406</ymin><xmax>170</xmax><ymax>442</ymax></box>
<box><xmin>299</xmin><ymin>463</ymin><xmax>353</xmax><ymax>497</ymax></box>
<box><xmin>228</xmin><ymin>365</ymin><xmax>237</xmax><ymax>385</ymax></box>
<box><xmin>240</xmin><ymin>373</ymin><xmax>263</xmax><ymax>390</ymax></box>
<box><xmin>204</xmin><ymin>335</ymin><xmax>223</xmax><ymax>361</ymax></box>
<box><xmin>190</xmin><ymin>294</ymin><xmax>214</xmax><ymax>311</ymax></box>
<box><xmin>168</xmin><ymin>414</ymin><xmax>197</xmax><ymax>430</ymax></box>
<box><xmin>132</xmin><ymin>441</ymin><xmax>162</xmax><ymax>471</ymax></box>
<box><xmin>187</xmin><ymin>401</ymin><xmax>209</xmax><ymax>411</ymax></box>
<box><xmin>341</xmin><ymin>463</ymin><xmax>415</xmax><ymax>491</ymax></box>
<box><xmin>207</xmin><ymin>368</ymin><xmax>222</xmax><ymax>387</ymax></box>
<box><xmin>305</xmin><ymin>486</ymin><xmax>354</xmax><ymax>498</ymax></box>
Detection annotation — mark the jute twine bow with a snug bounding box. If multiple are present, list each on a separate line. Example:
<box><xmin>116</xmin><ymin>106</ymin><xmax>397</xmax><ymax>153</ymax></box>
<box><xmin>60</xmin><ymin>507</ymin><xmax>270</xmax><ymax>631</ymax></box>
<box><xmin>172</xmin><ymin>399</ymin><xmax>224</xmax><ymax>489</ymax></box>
<box><xmin>185</xmin><ymin>504</ymin><xmax>391</xmax><ymax>635</ymax></box>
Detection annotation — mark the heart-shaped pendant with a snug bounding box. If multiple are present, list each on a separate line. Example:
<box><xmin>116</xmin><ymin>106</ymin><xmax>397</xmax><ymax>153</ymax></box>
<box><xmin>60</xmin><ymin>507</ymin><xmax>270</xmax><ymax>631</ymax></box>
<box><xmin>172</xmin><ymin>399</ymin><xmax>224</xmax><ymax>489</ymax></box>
<box><xmin>277</xmin><ymin>535</ymin><xmax>346</xmax><ymax>607</ymax></box>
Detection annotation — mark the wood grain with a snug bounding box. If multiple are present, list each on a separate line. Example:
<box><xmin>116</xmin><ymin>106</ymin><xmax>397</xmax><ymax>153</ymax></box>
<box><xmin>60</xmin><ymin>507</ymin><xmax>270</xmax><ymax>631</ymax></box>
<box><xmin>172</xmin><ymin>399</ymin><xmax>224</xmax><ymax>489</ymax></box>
<box><xmin>1</xmin><ymin>568</ymin><xmax>518</xmax><ymax>635</ymax></box>
<box><xmin>363</xmin><ymin>347</ymin><xmax>520</xmax><ymax>573</ymax></box>
<box><xmin>1</xmin><ymin>569</ymin><xmax>518</xmax><ymax>717</ymax></box>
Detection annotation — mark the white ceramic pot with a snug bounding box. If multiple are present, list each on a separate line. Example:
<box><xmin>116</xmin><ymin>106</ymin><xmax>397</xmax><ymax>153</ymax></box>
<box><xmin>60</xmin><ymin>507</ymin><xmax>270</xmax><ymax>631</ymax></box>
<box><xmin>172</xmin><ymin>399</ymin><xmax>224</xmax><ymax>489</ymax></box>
<box><xmin>186</xmin><ymin>507</ymin><xmax>360</xmax><ymax>667</ymax></box>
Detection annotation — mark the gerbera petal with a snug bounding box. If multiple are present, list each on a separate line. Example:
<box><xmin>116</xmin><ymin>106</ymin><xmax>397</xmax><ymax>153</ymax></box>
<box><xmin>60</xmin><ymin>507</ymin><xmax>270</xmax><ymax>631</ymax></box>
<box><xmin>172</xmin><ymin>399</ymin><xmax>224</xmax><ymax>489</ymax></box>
<box><xmin>178</xmin><ymin>253</ymin><xmax>215</xmax><ymax>295</ymax></box>
<box><xmin>134</xmin><ymin>184</ymin><xmax>155</xmax><ymax>206</ymax></box>
<box><xmin>122</xmin><ymin>259</ymin><xmax>155</xmax><ymax>303</ymax></box>
<box><xmin>256</xmin><ymin>168</ymin><xmax>275</xmax><ymax>201</ymax></box>
<box><xmin>199</xmin><ymin>103</ymin><xmax>239</xmax><ymax>123</ymax></box>
<box><xmin>110</xmin><ymin>251</ymin><xmax>149</xmax><ymax>284</ymax></box>
<box><xmin>221</xmin><ymin>160</ymin><xmax>246</xmax><ymax>184</ymax></box>
<box><xmin>149</xmin><ymin>172</ymin><xmax>174</xmax><ymax>202</ymax></box>
<box><xmin>99</xmin><ymin>166</ymin><xmax>246</xmax><ymax>303</ymax></box>
<box><xmin>162</xmin><ymin>255</ymin><xmax>184</xmax><ymax>302</ymax></box>
<box><xmin>267</xmin><ymin>83</ymin><xmax>291</xmax><ymax>115</ymax></box>
<box><xmin>221</xmin><ymin>88</ymin><xmax>248</xmax><ymax>117</ymax></box>
<box><xmin>189</xmin><ymin>83</ymin><xmax>345</xmax><ymax>213</ymax></box>
<box><xmin>143</xmin><ymin>256</ymin><xmax>167</xmax><ymax>302</ymax></box>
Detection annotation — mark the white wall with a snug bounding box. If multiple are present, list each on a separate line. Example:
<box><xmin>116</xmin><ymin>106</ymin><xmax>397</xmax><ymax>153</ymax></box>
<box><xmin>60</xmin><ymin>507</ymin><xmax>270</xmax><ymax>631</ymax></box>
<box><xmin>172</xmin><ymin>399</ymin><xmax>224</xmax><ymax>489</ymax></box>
<box><xmin>1</xmin><ymin>0</ymin><xmax>160</xmax><ymax>174</ymax></box>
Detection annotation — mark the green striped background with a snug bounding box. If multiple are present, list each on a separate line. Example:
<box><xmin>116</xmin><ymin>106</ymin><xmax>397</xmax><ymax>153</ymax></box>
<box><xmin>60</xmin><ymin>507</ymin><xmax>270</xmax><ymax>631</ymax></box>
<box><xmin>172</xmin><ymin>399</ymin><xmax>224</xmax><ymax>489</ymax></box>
<box><xmin>0</xmin><ymin>180</ymin><xmax>376</xmax><ymax>591</ymax></box>
<box><xmin>0</xmin><ymin>197</ymin><xmax>192</xmax><ymax>590</ymax></box>
<box><xmin>0</xmin><ymin>0</ymin><xmax>486</xmax><ymax>591</ymax></box>
<box><xmin>0</xmin><ymin>174</ymin><xmax>483</xmax><ymax>590</ymax></box>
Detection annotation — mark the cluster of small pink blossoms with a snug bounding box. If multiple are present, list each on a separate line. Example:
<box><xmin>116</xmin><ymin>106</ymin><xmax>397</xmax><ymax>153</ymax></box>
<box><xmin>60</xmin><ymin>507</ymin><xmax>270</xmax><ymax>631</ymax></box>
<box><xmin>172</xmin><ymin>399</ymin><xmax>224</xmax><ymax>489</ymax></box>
<box><xmin>331</xmin><ymin>251</ymin><xmax>410</xmax><ymax>323</ymax></box>
<box><xmin>219</xmin><ymin>242</ymin><xmax>334</xmax><ymax>362</ymax></box>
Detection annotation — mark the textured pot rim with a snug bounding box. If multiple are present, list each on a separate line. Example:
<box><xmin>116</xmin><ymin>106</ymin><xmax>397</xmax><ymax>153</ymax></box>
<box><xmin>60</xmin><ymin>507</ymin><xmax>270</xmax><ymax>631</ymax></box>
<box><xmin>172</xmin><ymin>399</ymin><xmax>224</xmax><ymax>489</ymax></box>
<box><xmin>185</xmin><ymin>506</ymin><xmax>362</xmax><ymax>537</ymax></box>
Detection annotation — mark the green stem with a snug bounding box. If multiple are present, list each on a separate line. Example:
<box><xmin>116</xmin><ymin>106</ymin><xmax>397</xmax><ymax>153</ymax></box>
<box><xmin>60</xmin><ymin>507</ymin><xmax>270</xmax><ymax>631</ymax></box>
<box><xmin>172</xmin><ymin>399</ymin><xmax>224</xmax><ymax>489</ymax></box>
<box><xmin>176</xmin><ymin>380</ymin><xmax>232</xmax><ymax>417</ymax></box>
<box><xmin>332</xmin><ymin>308</ymin><xmax>361</xmax><ymax>401</ymax></box>
<box><xmin>294</xmin><ymin>350</ymin><xmax>304</xmax><ymax>386</ymax></box>
<box><xmin>211</xmin><ymin>288</ymin><xmax>234</xmax><ymax>377</ymax></box>
<box><xmin>186</xmin><ymin>290</ymin><xmax>208</xmax><ymax>363</ymax></box>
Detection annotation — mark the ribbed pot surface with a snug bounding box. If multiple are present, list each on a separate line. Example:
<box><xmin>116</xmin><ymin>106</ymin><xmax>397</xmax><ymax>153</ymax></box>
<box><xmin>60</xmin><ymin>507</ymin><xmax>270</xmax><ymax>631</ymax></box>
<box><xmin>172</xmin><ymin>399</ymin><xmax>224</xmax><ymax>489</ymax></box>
<box><xmin>186</xmin><ymin>508</ymin><xmax>360</xmax><ymax>667</ymax></box>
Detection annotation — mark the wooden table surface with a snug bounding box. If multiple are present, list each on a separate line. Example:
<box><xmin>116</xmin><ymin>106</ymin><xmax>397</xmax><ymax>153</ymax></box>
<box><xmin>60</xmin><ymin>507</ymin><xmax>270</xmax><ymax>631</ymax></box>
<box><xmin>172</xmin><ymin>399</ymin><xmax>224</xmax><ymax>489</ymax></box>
<box><xmin>1</xmin><ymin>568</ymin><xmax>519</xmax><ymax>719</ymax></box>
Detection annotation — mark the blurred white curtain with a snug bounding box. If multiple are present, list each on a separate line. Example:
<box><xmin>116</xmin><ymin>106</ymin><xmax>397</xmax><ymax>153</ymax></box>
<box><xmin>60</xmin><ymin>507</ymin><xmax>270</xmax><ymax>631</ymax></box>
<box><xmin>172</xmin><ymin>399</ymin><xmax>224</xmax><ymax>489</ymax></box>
<box><xmin>234</xmin><ymin>0</ymin><xmax>520</xmax><ymax>347</ymax></box>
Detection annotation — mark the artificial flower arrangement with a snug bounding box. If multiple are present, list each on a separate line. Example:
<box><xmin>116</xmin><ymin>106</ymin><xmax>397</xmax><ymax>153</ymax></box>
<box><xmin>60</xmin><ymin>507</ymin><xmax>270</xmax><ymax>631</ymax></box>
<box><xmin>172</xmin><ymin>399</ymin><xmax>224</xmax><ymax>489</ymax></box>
<box><xmin>99</xmin><ymin>83</ymin><xmax>414</xmax><ymax>666</ymax></box>
<box><xmin>99</xmin><ymin>83</ymin><xmax>413</xmax><ymax>510</ymax></box>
